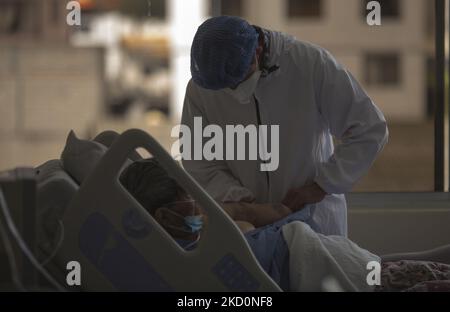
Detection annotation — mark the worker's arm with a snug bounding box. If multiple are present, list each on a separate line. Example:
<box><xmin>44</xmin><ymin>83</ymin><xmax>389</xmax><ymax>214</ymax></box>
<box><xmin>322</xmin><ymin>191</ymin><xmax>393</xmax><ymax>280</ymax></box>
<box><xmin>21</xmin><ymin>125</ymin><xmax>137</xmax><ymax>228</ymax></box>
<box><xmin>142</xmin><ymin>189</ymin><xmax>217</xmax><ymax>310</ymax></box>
<box><xmin>234</xmin><ymin>221</ymin><xmax>255</xmax><ymax>233</ymax></box>
<box><xmin>181</xmin><ymin>82</ymin><xmax>255</xmax><ymax>203</ymax></box>
<box><xmin>312</xmin><ymin>48</ymin><xmax>389</xmax><ymax>194</ymax></box>
<box><xmin>221</xmin><ymin>202</ymin><xmax>292</xmax><ymax>228</ymax></box>
<box><xmin>282</xmin><ymin>182</ymin><xmax>327</xmax><ymax>212</ymax></box>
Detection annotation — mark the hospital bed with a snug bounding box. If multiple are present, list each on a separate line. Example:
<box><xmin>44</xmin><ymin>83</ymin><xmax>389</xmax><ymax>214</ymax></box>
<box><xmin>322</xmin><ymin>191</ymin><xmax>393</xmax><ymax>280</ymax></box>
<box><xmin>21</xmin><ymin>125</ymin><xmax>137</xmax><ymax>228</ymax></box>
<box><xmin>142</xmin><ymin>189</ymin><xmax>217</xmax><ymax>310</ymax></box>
<box><xmin>36</xmin><ymin>129</ymin><xmax>282</xmax><ymax>291</ymax></box>
<box><xmin>33</xmin><ymin>129</ymin><xmax>450</xmax><ymax>292</ymax></box>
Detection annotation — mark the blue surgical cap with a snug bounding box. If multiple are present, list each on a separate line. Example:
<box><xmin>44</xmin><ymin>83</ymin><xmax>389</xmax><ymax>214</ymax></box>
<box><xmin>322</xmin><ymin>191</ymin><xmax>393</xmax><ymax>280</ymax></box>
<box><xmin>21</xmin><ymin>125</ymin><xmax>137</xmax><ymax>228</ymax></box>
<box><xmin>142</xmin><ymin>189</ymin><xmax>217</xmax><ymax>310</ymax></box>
<box><xmin>190</xmin><ymin>16</ymin><xmax>259</xmax><ymax>90</ymax></box>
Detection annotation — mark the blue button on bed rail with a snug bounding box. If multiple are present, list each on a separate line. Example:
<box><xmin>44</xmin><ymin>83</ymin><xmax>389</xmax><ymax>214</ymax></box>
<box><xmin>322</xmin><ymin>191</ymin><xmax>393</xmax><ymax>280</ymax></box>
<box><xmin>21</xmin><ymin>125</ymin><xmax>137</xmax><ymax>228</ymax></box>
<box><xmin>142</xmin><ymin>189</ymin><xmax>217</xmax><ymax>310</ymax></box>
<box><xmin>212</xmin><ymin>253</ymin><xmax>260</xmax><ymax>291</ymax></box>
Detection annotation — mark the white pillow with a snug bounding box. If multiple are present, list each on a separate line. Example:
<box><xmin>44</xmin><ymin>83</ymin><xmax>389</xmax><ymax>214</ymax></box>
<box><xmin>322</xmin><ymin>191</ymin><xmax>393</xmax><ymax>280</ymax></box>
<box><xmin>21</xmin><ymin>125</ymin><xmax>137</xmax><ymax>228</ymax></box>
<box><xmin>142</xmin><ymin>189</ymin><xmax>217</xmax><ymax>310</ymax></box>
<box><xmin>60</xmin><ymin>130</ymin><xmax>108</xmax><ymax>185</ymax></box>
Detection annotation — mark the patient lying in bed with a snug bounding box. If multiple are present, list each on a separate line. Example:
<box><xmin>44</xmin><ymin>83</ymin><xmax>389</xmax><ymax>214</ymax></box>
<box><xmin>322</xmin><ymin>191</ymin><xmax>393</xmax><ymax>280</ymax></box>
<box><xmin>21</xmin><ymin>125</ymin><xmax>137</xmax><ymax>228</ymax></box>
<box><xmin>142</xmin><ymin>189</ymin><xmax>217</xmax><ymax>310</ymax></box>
<box><xmin>120</xmin><ymin>158</ymin><xmax>450</xmax><ymax>292</ymax></box>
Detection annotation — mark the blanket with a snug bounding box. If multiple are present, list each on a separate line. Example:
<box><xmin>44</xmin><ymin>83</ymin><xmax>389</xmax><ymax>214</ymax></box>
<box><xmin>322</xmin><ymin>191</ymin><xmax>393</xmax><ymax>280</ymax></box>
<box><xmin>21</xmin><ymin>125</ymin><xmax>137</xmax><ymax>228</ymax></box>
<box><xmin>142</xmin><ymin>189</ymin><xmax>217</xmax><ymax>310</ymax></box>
<box><xmin>282</xmin><ymin>221</ymin><xmax>380</xmax><ymax>292</ymax></box>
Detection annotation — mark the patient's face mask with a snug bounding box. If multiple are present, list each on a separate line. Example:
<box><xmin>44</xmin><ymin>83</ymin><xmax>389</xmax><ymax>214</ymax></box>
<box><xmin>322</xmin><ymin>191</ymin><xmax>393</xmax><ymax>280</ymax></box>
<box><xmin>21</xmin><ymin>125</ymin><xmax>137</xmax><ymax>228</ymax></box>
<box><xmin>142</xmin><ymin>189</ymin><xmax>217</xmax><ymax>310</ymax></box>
<box><xmin>161</xmin><ymin>201</ymin><xmax>203</xmax><ymax>234</ymax></box>
<box><xmin>225</xmin><ymin>56</ymin><xmax>261</xmax><ymax>104</ymax></box>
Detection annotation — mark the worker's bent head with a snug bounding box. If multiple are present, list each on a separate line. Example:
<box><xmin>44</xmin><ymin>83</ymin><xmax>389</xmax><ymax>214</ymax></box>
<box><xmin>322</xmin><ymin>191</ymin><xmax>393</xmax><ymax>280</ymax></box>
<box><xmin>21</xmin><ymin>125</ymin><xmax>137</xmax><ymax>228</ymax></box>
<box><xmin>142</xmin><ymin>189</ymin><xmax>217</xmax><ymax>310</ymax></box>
<box><xmin>190</xmin><ymin>15</ymin><xmax>259</xmax><ymax>90</ymax></box>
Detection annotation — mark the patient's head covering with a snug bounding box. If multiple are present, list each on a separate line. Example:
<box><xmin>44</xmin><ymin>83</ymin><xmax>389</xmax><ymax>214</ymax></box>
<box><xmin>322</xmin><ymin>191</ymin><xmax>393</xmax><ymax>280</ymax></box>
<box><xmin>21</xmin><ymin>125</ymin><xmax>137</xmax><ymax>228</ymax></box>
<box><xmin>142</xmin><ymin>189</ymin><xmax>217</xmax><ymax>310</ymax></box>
<box><xmin>191</xmin><ymin>15</ymin><xmax>259</xmax><ymax>90</ymax></box>
<box><xmin>120</xmin><ymin>158</ymin><xmax>184</xmax><ymax>215</ymax></box>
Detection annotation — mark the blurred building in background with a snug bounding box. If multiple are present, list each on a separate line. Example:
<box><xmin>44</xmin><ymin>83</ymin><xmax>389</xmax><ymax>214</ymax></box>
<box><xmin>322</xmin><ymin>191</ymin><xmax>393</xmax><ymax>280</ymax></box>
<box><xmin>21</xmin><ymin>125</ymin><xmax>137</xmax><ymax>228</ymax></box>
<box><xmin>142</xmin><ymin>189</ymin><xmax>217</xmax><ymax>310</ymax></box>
<box><xmin>0</xmin><ymin>0</ymin><xmax>104</xmax><ymax>171</ymax></box>
<box><xmin>0</xmin><ymin>0</ymin><xmax>70</xmax><ymax>41</ymax></box>
<box><xmin>0</xmin><ymin>0</ymin><xmax>439</xmax><ymax>192</ymax></box>
<box><xmin>221</xmin><ymin>0</ymin><xmax>435</xmax><ymax>122</ymax></box>
<box><xmin>218</xmin><ymin>0</ymin><xmax>436</xmax><ymax>191</ymax></box>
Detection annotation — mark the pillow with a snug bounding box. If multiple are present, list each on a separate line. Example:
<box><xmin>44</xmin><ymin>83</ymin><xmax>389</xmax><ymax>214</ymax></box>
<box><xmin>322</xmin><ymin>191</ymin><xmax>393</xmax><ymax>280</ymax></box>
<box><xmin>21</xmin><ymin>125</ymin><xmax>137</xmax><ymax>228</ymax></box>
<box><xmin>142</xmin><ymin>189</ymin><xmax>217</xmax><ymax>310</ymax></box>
<box><xmin>60</xmin><ymin>130</ymin><xmax>108</xmax><ymax>185</ymax></box>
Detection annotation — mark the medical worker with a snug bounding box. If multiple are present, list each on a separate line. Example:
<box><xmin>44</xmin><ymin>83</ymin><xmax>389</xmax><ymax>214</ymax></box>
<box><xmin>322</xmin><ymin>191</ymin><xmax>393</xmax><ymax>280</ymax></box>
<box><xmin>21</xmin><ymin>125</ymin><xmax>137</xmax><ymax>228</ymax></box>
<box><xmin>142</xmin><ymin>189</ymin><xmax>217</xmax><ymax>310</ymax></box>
<box><xmin>181</xmin><ymin>16</ymin><xmax>388</xmax><ymax>236</ymax></box>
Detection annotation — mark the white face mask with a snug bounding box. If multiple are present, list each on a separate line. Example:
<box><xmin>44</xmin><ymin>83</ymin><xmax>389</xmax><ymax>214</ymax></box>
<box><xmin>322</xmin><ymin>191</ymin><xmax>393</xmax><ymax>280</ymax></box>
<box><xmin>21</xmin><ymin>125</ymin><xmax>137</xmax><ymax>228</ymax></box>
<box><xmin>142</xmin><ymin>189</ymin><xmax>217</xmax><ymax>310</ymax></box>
<box><xmin>225</xmin><ymin>57</ymin><xmax>261</xmax><ymax>104</ymax></box>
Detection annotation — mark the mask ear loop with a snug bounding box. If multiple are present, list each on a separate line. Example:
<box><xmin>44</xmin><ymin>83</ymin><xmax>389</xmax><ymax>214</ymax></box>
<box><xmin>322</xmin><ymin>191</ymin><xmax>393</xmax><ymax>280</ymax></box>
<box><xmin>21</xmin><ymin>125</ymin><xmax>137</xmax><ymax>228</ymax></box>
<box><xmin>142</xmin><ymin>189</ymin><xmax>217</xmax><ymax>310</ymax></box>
<box><xmin>158</xmin><ymin>202</ymin><xmax>202</xmax><ymax>250</ymax></box>
<box><xmin>183</xmin><ymin>232</ymin><xmax>201</xmax><ymax>251</ymax></box>
<box><xmin>164</xmin><ymin>200</ymin><xmax>202</xmax><ymax>218</ymax></box>
<box><xmin>183</xmin><ymin>202</ymin><xmax>202</xmax><ymax>250</ymax></box>
<box><xmin>161</xmin><ymin>205</ymin><xmax>185</xmax><ymax>219</ymax></box>
<box><xmin>163</xmin><ymin>222</ymin><xmax>195</xmax><ymax>234</ymax></box>
<box><xmin>160</xmin><ymin>204</ymin><xmax>200</xmax><ymax>234</ymax></box>
<box><xmin>158</xmin><ymin>207</ymin><xmax>190</xmax><ymax>234</ymax></box>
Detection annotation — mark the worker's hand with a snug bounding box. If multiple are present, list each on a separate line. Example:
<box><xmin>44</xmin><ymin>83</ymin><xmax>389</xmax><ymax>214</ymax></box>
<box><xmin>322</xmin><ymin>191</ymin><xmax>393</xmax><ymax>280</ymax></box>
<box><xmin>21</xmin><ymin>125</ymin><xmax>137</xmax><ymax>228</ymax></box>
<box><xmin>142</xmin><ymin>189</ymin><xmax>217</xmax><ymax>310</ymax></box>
<box><xmin>282</xmin><ymin>183</ymin><xmax>327</xmax><ymax>212</ymax></box>
<box><xmin>221</xmin><ymin>202</ymin><xmax>250</xmax><ymax>222</ymax></box>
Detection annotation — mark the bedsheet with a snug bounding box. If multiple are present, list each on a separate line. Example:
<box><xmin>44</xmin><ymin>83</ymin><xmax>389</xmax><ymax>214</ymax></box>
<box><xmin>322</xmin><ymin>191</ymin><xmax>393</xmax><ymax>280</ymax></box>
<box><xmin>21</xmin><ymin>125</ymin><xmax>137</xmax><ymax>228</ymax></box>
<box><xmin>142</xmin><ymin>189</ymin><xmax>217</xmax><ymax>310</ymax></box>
<box><xmin>376</xmin><ymin>260</ymin><xmax>450</xmax><ymax>292</ymax></box>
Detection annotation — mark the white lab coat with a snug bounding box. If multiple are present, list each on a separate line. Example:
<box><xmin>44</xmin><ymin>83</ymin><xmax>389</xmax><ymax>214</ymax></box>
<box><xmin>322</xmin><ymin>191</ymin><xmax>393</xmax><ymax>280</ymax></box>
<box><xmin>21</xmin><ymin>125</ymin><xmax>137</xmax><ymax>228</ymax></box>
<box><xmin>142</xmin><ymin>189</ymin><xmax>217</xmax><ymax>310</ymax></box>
<box><xmin>181</xmin><ymin>30</ymin><xmax>388</xmax><ymax>236</ymax></box>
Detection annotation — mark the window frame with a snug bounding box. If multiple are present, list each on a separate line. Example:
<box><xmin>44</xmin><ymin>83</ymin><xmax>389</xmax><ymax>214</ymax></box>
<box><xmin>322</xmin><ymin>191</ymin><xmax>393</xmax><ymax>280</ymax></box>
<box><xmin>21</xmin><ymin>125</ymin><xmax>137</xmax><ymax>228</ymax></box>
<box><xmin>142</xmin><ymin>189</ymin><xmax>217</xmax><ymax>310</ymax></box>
<box><xmin>434</xmin><ymin>0</ymin><xmax>447</xmax><ymax>192</ymax></box>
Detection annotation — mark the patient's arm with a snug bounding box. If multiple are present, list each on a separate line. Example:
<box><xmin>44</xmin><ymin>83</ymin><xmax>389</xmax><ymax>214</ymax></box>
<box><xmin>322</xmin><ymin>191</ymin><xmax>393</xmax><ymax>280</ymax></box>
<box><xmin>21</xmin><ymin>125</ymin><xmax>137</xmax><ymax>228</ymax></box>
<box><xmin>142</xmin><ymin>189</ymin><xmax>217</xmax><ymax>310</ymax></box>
<box><xmin>235</xmin><ymin>221</ymin><xmax>256</xmax><ymax>233</ymax></box>
<box><xmin>221</xmin><ymin>202</ymin><xmax>292</xmax><ymax>228</ymax></box>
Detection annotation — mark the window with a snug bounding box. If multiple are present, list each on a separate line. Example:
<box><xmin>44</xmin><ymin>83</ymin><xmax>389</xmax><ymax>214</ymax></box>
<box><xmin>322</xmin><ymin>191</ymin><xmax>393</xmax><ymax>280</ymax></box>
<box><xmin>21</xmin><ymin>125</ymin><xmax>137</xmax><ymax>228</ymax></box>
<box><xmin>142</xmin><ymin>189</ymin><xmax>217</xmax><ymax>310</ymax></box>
<box><xmin>365</xmin><ymin>53</ymin><xmax>401</xmax><ymax>86</ymax></box>
<box><xmin>0</xmin><ymin>0</ymin><xmax>45</xmax><ymax>36</ymax></box>
<box><xmin>120</xmin><ymin>0</ymin><xmax>166</xmax><ymax>20</ymax></box>
<box><xmin>51</xmin><ymin>0</ymin><xmax>60</xmax><ymax>25</ymax></box>
<box><xmin>363</xmin><ymin>0</ymin><xmax>400</xmax><ymax>19</ymax></box>
<box><xmin>0</xmin><ymin>0</ymin><xmax>24</xmax><ymax>34</ymax></box>
<box><xmin>287</xmin><ymin>0</ymin><xmax>322</xmax><ymax>19</ymax></box>
<box><xmin>210</xmin><ymin>0</ymin><xmax>243</xmax><ymax>17</ymax></box>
